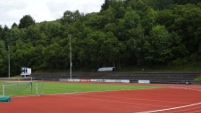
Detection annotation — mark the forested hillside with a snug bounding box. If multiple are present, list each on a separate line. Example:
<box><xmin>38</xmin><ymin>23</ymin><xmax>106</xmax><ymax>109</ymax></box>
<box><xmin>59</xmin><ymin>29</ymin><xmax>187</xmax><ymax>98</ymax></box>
<box><xmin>0</xmin><ymin>0</ymin><xmax>201</xmax><ymax>76</ymax></box>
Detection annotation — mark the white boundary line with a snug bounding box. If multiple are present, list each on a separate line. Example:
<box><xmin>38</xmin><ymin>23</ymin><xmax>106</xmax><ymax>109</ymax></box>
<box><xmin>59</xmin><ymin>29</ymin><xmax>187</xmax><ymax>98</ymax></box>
<box><xmin>137</xmin><ymin>102</ymin><xmax>201</xmax><ymax>113</ymax></box>
<box><xmin>175</xmin><ymin>106</ymin><xmax>201</xmax><ymax>113</ymax></box>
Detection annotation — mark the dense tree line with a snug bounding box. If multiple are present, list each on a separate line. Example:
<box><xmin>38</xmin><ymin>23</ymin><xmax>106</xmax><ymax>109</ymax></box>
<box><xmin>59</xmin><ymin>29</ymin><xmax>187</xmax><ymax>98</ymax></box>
<box><xmin>0</xmin><ymin>0</ymin><xmax>201</xmax><ymax>76</ymax></box>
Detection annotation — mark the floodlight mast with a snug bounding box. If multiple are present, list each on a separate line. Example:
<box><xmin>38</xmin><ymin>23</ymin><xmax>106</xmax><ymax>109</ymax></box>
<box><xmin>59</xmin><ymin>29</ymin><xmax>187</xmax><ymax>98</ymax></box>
<box><xmin>8</xmin><ymin>46</ymin><xmax>10</xmax><ymax>78</ymax></box>
<box><xmin>69</xmin><ymin>35</ymin><xmax>72</xmax><ymax>79</ymax></box>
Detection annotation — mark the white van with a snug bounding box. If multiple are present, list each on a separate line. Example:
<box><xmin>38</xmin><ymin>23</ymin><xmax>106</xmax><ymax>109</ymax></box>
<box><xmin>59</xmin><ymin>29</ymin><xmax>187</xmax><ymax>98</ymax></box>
<box><xmin>20</xmin><ymin>67</ymin><xmax>31</xmax><ymax>76</ymax></box>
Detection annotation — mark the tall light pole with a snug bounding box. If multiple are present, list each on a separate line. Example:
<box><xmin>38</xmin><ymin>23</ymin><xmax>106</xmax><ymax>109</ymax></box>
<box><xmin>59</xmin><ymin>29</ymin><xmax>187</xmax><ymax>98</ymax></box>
<box><xmin>69</xmin><ymin>35</ymin><xmax>72</xmax><ymax>79</ymax></box>
<box><xmin>8</xmin><ymin>46</ymin><xmax>10</xmax><ymax>78</ymax></box>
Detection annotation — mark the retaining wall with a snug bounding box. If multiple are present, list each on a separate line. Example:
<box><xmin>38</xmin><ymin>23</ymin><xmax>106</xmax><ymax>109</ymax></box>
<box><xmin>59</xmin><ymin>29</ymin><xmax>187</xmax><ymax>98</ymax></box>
<box><xmin>31</xmin><ymin>72</ymin><xmax>201</xmax><ymax>84</ymax></box>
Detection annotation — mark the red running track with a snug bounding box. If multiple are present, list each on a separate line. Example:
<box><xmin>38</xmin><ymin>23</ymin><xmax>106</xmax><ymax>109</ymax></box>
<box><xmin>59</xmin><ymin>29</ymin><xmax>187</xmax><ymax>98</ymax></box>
<box><xmin>0</xmin><ymin>84</ymin><xmax>201</xmax><ymax>113</ymax></box>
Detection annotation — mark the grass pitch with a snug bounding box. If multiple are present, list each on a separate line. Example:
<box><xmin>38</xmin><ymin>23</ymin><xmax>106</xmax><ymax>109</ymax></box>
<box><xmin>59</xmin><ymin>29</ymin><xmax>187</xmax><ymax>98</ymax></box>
<box><xmin>0</xmin><ymin>81</ymin><xmax>159</xmax><ymax>96</ymax></box>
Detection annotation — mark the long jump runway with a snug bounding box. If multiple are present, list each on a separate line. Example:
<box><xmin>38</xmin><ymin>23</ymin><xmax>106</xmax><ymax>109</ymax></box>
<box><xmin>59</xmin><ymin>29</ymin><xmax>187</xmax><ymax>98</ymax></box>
<box><xmin>0</xmin><ymin>85</ymin><xmax>201</xmax><ymax>113</ymax></box>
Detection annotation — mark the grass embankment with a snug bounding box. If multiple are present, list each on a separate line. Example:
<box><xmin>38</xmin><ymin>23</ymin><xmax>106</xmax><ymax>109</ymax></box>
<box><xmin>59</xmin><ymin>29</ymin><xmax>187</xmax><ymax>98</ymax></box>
<box><xmin>195</xmin><ymin>75</ymin><xmax>201</xmax><ymax>82</ymax></box>
<box><xmin>122</xmin><ymin>65</ymin><xmax>201</xmax><ymax>72</ymax></box>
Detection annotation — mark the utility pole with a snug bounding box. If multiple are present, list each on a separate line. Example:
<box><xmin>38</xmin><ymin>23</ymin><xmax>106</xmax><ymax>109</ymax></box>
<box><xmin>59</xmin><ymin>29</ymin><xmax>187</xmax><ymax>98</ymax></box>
<box><xmin>8</xmin><ymin>46</ymin><xmax>10</xmax><ymax>78</ymax></box>
<box><xmin>69</xmin><ymin>35</ymin><xmax>72</xmax><ymax>79</ymax></box>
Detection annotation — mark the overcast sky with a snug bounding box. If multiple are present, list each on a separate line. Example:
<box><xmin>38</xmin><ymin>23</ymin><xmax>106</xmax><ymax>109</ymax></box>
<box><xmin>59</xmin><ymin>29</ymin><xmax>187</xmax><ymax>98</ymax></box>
<box><xmin>0</xmin><ymin>0</ymin><xmax>105</xmax><ymax>27</ymax></box>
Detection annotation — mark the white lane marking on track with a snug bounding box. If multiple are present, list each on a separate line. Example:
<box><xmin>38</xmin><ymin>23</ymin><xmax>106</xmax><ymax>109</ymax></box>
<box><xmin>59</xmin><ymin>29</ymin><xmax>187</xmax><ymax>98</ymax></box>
<box><xmin>73</xmin><ymin>96</ymin><xmax>169</xmax><ymax>108</ymax></box>
<box><xmin>78</xmin><ymin>93</ymin><xmax>184</xmax><ymax>104</ymax></box>
<box><xmin>137</xmin><ymin>102</ymin><xmax>201</xmax><ymax>113</ymax></box>
<box><xmin>170</xmin><ymin>86</ymin><xmax>201</xmax><ymax>92</ymax></box>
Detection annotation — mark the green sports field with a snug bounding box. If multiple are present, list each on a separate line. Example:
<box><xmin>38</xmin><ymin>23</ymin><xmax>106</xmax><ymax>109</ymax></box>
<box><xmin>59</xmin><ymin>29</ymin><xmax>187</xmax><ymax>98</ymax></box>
<box><xmin>0</xmin><ymin>81</ymin><xmax>159</xmax><ymax>96</ymax></box>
